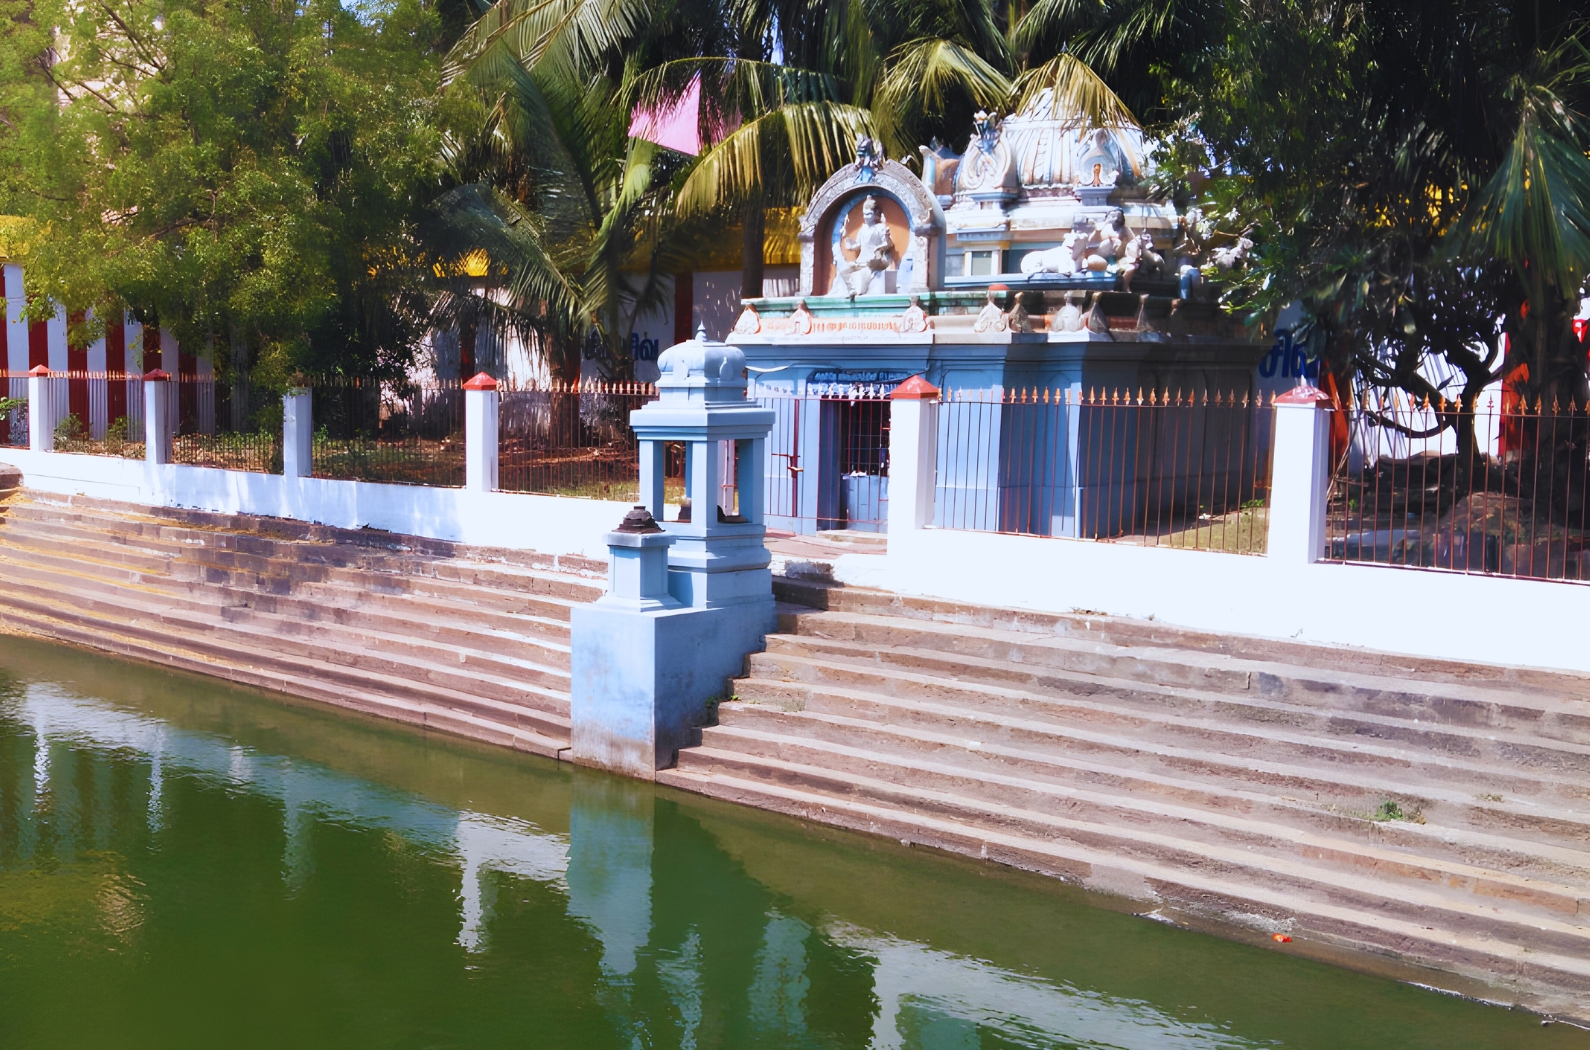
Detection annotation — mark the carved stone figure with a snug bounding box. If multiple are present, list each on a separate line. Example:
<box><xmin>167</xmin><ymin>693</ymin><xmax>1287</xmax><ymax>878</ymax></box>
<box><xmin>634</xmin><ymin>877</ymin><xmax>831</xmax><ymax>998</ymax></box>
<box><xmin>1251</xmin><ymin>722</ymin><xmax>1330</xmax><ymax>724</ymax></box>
<box><xmin>855</xmin><ymin>135</ymin><xmax>882</xmax><ymax>181</ymax></box>
<box><xmin>1084</xmin><ymin>209</ymin><xmax>1125</xmax><ymax>273</ymax></box>
<box><xmin>1210</xmin><ymin>234</ymin><xmax>1254</xmax><ymax>272</ymax></box>
<box><xmin>1055</xmin><ymin>290</ymin><xmax>1085</xmax><ymax>332</ymax></box>
<box><xmin>1064</xmin><ymin>216</ymin><xmax>1095</xmax><ymax>272</ymax></box>
<box><xmin>1018</xmin><ymin>236</ymin><xmax>1080</xmax><ymax>276</ymax></box>
<box><xmin>896</xmin><ymin>295</ymin><xmax>929</xmax><ymax>334</ymax></box>
<box><xmin>1119</xmin><ymin>231</ymin><xmax>1164</xmax><ymax>293</ymax></box>
<box><xmin>830</xmin><ymin>196</ymin><xmax>898</xmax><ymax>297</ymax></box>
<box><xmin>972</xmin><ymin>110</ymin><xmax>1001</xmax><ymax>154</ymax></box>
<box><xmin>973</xmin><ymin>289</ymin><xmax>1009</xmax><ymax>333</ymax></box>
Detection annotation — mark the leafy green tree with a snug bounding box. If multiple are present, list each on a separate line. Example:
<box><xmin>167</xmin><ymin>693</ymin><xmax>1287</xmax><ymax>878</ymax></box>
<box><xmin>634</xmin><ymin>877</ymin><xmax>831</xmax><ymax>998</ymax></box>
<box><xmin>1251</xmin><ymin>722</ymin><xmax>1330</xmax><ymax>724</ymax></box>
<box><xmin>0</xmin><ymin>0</ymin><xmax>452</xmax><ymax>407</ymax></box>
<box><xmin>1158</xmin><ymin>1</ymin><xmax>1590</xmax><ymax>439</ymax></box>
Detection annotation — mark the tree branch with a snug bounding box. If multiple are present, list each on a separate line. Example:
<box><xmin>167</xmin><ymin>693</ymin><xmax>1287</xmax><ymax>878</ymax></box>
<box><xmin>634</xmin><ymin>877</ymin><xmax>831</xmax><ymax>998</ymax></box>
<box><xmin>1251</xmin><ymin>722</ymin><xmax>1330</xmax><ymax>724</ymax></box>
<box><xmin>1364</xmin><ymin>409</ymin><xmax>1449</xmax><ymax>439</ymax></box>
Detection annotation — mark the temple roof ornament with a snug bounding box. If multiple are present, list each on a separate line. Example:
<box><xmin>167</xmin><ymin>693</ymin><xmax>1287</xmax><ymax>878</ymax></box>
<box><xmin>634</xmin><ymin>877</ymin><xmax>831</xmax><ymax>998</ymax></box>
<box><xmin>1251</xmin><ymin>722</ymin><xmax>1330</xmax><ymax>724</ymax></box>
<box><xmin>771</xmin><ymin>86</ymin><xmax>1197</xmax><ymax>308</ymax></box>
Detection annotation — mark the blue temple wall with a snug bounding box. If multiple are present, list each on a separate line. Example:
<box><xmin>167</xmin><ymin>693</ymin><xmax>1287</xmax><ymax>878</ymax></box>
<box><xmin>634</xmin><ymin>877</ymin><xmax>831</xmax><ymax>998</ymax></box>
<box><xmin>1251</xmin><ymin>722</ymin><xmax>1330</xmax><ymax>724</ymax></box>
<box><xmin>740</xmin><ymin>333</ymin><xmax>1267</xmax><ymax>536</ymax></box>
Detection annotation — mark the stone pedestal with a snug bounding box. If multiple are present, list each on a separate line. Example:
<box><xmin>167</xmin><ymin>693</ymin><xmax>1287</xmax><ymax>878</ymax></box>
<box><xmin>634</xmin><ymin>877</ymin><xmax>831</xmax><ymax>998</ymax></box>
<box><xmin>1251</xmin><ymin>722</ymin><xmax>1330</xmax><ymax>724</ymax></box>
<box><xmin>464</xmin><ymin>372</ymin><xmax>499</xmax><ymax>492</ymax></box>
<box><xmin>1267</xmin><ymin>385</ymin><xmax>1333</xmax><ymax>565</ymax></box>
<box><xmin>27</xmin><ymin>366</ymin><xmax>56</xmax><ymax>452</ymax></box>
<box><xmin>282</xmin><ymin>388</ymin><xmax>312</xmax><ymax>478</ymax></box>
<box><xmin>142</xmin><ymin>370</ymin><xmax>172</xmax><ymax>465</ymax></box>
<box><xmin>572</xmin><ymin>504</ymin><xmax>774</xmax><ymax>778</ymax></box>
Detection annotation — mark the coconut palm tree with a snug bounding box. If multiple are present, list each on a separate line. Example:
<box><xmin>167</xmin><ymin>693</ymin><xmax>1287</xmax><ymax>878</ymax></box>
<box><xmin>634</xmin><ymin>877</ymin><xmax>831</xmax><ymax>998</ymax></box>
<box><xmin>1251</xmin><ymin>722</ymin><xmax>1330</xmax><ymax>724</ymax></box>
<box><xmin>665</xmin><ymin>0</ymin><xmax>1201</xmax><ymax>294</ymax></box>
<box><xmin>430</xmin><ymin>0</ymin><xmax>709</xmax><ymax>379</ymax></box>
<box><xmin>431</xmin><ymin>0</ymin><xmax>1203</xmax><ymax>354</ymax></box>
<box><xmin>1446</xmin><ymin>36</ymin><xmax>1590</xmax><ymax>405</ymax></box>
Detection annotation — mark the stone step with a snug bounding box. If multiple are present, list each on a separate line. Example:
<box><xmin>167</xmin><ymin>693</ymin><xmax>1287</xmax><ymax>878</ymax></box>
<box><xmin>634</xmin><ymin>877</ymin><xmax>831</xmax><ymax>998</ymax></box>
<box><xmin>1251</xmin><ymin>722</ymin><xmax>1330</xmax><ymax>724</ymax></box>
<box><xmin>715</xmin><ymin>695</ymin><xmax>1590</xmax><ymax>856</ymax></box>
<box><xmin>773</xmin><ymin>577</ymin><xmax>1590</xmax><ymax>701</ymax></box>
<box><xmin>0</xmin><ymin>577</ymin><xmax>572</xmax><ymax>734</ymax></box>
<box><xmin>746</xmin><ymin>647</ymin><xmax>1590</xmax><ymax>783</ymax></box>
<box><xmin>677</xmin><ymin>733</ymin><xmax>1590</xmax><ymax>937</ymax></box>
<box><xmin>0</xmin><ymin>595</ymin><xmax>572</xmax><ymax>750</ymax></box>
<box><xmin>0</xmin><ymin>506</ymin><xmax>601</xmax><ymax>612</ymax></box>
<box><xmin>783</xmin><ymin>609</ymin><xmax>1590</xmax><ymax>740</ymax></box>
<box><xmin>693</xmin><ymin>718</ymin><xmax>1590</xmax><ymax>892</ymax></box>
<box><xmin>0</xmin><ymin>497</ymin><xmax>601</xmax><ymax>600</ymax></box>
<box><xmin>656</xmin><ymin>763</ymin><xmax>1590</xmax><ymax>1000</ymax></box>
<box><xmin>0</xmin><ymin>539</ymin><xmax>574</xmax><ymax>656</ymax></box>
<box><xmin>0</xmin><ymin>557</ymin><xmax>573</xmax><ymax>690</ymax></box>
<box><xmin>0</xmin><ymin>518</ymin><xmax>582</xmax><ymax>631</ymax></box>
<box><xmin>0</xmin><ymin>599</ymin><xmax>569</xmax><ymax>757</ymax></box>
<box><xmin>761</xmin><ymin>631</ymin><xmax>1590</xmax><ymax>747</ymax></box>
<box><xmin>7</xmin><ymin>492</ymin><xmax>606</xmax><ymax>581</ymax></box>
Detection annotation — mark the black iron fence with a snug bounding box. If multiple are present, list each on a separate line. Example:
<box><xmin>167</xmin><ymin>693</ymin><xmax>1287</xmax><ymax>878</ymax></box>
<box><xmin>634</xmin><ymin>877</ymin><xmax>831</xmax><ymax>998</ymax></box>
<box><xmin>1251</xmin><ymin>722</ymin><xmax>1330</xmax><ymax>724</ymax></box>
<box><xmin>498</xmin><ymin>380</ymin><xmax>659</xmax><ymax>501</ymax></box>
<box><xmin>1</xmin><ymin>372</ymin><xmax>26</xmax><ymax>448</ymax></box>
<box><xmin>12</xmin><ymin>372</ymin><xmax>279</xmax><ymax>472</ymax></box>
<box><xmin>936</xmin><ymin>387</ymin><xmax>1273</xmax><ymax>553</ymax></box>
<box><xmin>1328</xmin><ymin>391</ymin><xmax>1590</xmax><ymax>581</ymax></box>
<box><xmin>310</xmin><ymin>376</ymin><xmax>462</xmax><ymax>486</ymax></box>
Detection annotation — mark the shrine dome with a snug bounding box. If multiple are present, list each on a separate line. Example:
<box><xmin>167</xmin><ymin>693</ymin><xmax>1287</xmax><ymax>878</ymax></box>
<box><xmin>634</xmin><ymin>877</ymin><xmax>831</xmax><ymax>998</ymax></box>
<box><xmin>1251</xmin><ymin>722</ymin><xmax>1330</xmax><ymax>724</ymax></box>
<box><xmin>1000</xmin><ymin>90</ymin><xmax>1149</xmax><ymax>196</ymax></box>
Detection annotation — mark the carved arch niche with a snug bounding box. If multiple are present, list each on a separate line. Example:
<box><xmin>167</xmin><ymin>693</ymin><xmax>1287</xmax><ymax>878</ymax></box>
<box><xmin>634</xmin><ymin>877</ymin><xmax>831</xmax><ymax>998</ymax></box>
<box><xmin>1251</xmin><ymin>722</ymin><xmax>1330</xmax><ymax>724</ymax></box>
<box><xmin>797</xmin><ymin>159</ymin><xmax>944</xmax><ymax>296</ymax></box>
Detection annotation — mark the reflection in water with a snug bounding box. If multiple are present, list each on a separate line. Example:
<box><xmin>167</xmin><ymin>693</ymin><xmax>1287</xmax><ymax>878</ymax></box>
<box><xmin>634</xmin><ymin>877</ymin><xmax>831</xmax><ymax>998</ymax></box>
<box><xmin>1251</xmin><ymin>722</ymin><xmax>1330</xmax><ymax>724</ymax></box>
<box><xmin>0</xmin><ymin>660</ymin><xmax>1580</xmax><ymax>1050</ymax></box>
<box><xmin>840</xmin><ymin>927</ymin><xmax>1254</xmax><ymax>1050</ymax></box>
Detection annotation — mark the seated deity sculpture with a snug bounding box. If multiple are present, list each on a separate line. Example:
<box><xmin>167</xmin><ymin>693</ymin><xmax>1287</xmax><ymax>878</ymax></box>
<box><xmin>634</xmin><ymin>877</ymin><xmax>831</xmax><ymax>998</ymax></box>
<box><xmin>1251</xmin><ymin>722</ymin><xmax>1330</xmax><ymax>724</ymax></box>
<box><xmin>1083</xmin><ymin>208</ymin><xmax>1126</xmax><ymax>273</ymax></box>
<box><xmin>830</xmin><ymin>196</ymin><xmax>898</xmax><ymax>297</ymax></box>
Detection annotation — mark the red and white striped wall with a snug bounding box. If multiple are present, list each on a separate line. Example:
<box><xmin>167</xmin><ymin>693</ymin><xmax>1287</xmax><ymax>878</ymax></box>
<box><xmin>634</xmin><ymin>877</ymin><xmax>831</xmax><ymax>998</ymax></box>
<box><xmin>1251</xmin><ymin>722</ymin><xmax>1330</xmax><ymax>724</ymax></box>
<box><xmin>2</xmin><ymin>263</ymin><xmax>212</xmax><ymax>438</ymax></box>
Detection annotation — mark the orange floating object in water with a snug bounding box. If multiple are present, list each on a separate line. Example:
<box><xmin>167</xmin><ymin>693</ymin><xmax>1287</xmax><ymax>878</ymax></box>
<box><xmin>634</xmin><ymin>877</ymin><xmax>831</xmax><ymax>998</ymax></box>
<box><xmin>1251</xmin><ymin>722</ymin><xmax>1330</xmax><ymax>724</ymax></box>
<box><xmin>1272</xmin><ymin>933</ymin><xmax>1292</xmax><ymax>943</ymax></box>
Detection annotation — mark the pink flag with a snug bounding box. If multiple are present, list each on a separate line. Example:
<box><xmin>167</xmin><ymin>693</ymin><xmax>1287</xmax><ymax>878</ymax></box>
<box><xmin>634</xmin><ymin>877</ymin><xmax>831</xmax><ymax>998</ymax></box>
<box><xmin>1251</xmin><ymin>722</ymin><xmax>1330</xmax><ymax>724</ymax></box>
<box><xmin>629</xmin><ymin>77</ymin><xmax>701</xmax><ymax>155</ymax></box>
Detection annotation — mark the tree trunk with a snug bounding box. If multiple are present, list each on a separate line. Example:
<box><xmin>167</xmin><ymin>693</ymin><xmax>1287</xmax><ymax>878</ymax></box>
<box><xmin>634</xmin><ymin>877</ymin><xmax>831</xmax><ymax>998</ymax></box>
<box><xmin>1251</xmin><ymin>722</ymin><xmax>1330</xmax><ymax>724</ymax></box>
<box><xmin>228</xmin><ymin>321</ymin><xmax>249</xmax><ymax>433</ymax></box>
<box><xmin>459</xmin><ymin>317</ymin><xmax>478</xmax><ymax>380</ymax></box>
<box><xmin>741</xmin><ymin>198</ymin><xmax>765</xmax><ymax>301</ymax></box>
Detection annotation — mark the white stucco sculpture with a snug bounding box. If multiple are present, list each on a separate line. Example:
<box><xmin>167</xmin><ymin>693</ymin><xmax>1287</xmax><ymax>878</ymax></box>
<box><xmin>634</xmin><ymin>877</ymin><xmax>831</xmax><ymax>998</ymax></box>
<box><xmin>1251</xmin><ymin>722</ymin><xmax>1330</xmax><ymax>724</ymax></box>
<box><xmin>830</xmin><ymin>196</ymin><xmax>898</xmax><ymax>297</ymax></box>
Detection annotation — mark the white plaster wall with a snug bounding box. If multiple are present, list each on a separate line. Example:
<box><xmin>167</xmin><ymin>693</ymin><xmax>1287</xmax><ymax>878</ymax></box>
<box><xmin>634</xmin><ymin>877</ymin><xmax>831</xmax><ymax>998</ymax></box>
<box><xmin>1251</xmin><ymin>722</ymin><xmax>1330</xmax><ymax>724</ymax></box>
<box><xmin>691</xmin><ymin>267</ymin><xmax>801</xmax><ymax>344</ymax></box>
<box><xmin>0</xmin><ymin>447</ymin><xmax>632</xmax><ymax>561</ymax></box>
<box><xmin>820</xmin><ymin>527</ymin><xmax>1590</xmax><ymax>677</ymax></box>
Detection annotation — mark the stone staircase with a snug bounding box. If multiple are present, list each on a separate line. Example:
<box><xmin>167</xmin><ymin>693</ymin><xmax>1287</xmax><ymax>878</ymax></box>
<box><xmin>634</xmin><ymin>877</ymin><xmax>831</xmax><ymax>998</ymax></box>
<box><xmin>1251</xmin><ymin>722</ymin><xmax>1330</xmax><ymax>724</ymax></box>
<box><xmin>0</xmin><ymin>490</ymin><xmax>602</xmax><ymax>755</ymax></box>
<box><xmin>659</xmin><ymin>578</ymin><xmax>1590</xmax><ymax>1016</ymax></box>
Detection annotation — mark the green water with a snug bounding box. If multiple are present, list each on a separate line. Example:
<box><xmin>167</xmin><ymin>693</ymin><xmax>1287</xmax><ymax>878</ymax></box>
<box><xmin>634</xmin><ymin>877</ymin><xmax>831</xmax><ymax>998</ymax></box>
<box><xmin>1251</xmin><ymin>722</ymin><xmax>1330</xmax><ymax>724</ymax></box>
<box><xmin>0</xmin><ymin>637</ymin><xmax>1583</xmax><ymax>1050</ymax></box>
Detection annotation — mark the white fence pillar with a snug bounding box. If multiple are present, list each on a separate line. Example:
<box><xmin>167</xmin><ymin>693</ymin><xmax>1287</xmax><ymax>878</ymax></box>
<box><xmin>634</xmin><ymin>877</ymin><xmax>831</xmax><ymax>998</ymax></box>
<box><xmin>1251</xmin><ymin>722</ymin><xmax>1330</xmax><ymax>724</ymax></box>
<box><xmin>1267</xmin><ymin>386</ymin><xmax>1333</xmax><ymax>565</ymax></box>
<box><xmin>27</xmin><ymin>365</ymin><xmax>57</xmax><ymax>452</ymax></box>
<box><xmin>887</xmin><ymin>376</ymin><xmax>941</xmax><ymax>534</ymax></box>
<box><xmin>143</xmin><ymin>370</ymin><xmax>172</xmax><ymax>465</ymax></box>
<box><xmin>464</xmin><ymin>372</ymin><xmax>499</xmax><ymax>492</ymax></box>
<box><xmin>282</xmin><ymin>387</ymin><xmax>312</xmax><ymax>479</ymax></box>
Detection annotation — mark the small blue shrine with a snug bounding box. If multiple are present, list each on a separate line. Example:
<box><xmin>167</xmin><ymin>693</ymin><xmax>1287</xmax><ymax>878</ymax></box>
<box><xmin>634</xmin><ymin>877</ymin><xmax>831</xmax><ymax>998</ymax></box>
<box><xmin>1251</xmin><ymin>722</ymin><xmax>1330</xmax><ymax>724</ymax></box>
<box><xmin>727</xmin><ymin>97</ymin><xmax>1270</xmax><ymax>536</ymax></box>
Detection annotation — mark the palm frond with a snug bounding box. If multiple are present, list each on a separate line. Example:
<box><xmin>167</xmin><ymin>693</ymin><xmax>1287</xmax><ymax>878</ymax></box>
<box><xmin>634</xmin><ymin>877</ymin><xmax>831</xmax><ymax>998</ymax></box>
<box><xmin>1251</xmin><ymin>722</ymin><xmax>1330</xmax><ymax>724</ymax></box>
<box><xmin>625</xmin><ymin>58</ymin><xmax>844</xmax><ymax>145</ymax></box>
<box><xmin>1445</xmin><ymin>113</ymin><xmax>1590</xmax><ymax>294</ymax></box>
<box><xmin>1010</xmin><ymin>0</ymin><xmax>1104</xmax><ymax>58</ymax></box>
<box><xmin>1445</xmin><ymin>38</ymin><xmax>1590</xmax><ymax>294</ymax></box>
<box><xmin>876</xmin><ymin>37</ymin><xmax>1012</xmax><ymax>121</ymax></box>
<box><xmin>1011</xmin><ymin>52</ymin><xmax>1136</xmax><ymax>127</ymax></box>
<box><xmin>445</xmin><ymin>0</ymin><xmax>653</xmax><ymax>92</ymax></box>
<box><xmin>674</xmin><ymin>101</ymin><xmax>875</xmax><ymax>216</ymax></box>
<box><xmin>426</xmin><ymin>183</ymin><xmax>588</xmax><ymax>339</ymax></box>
